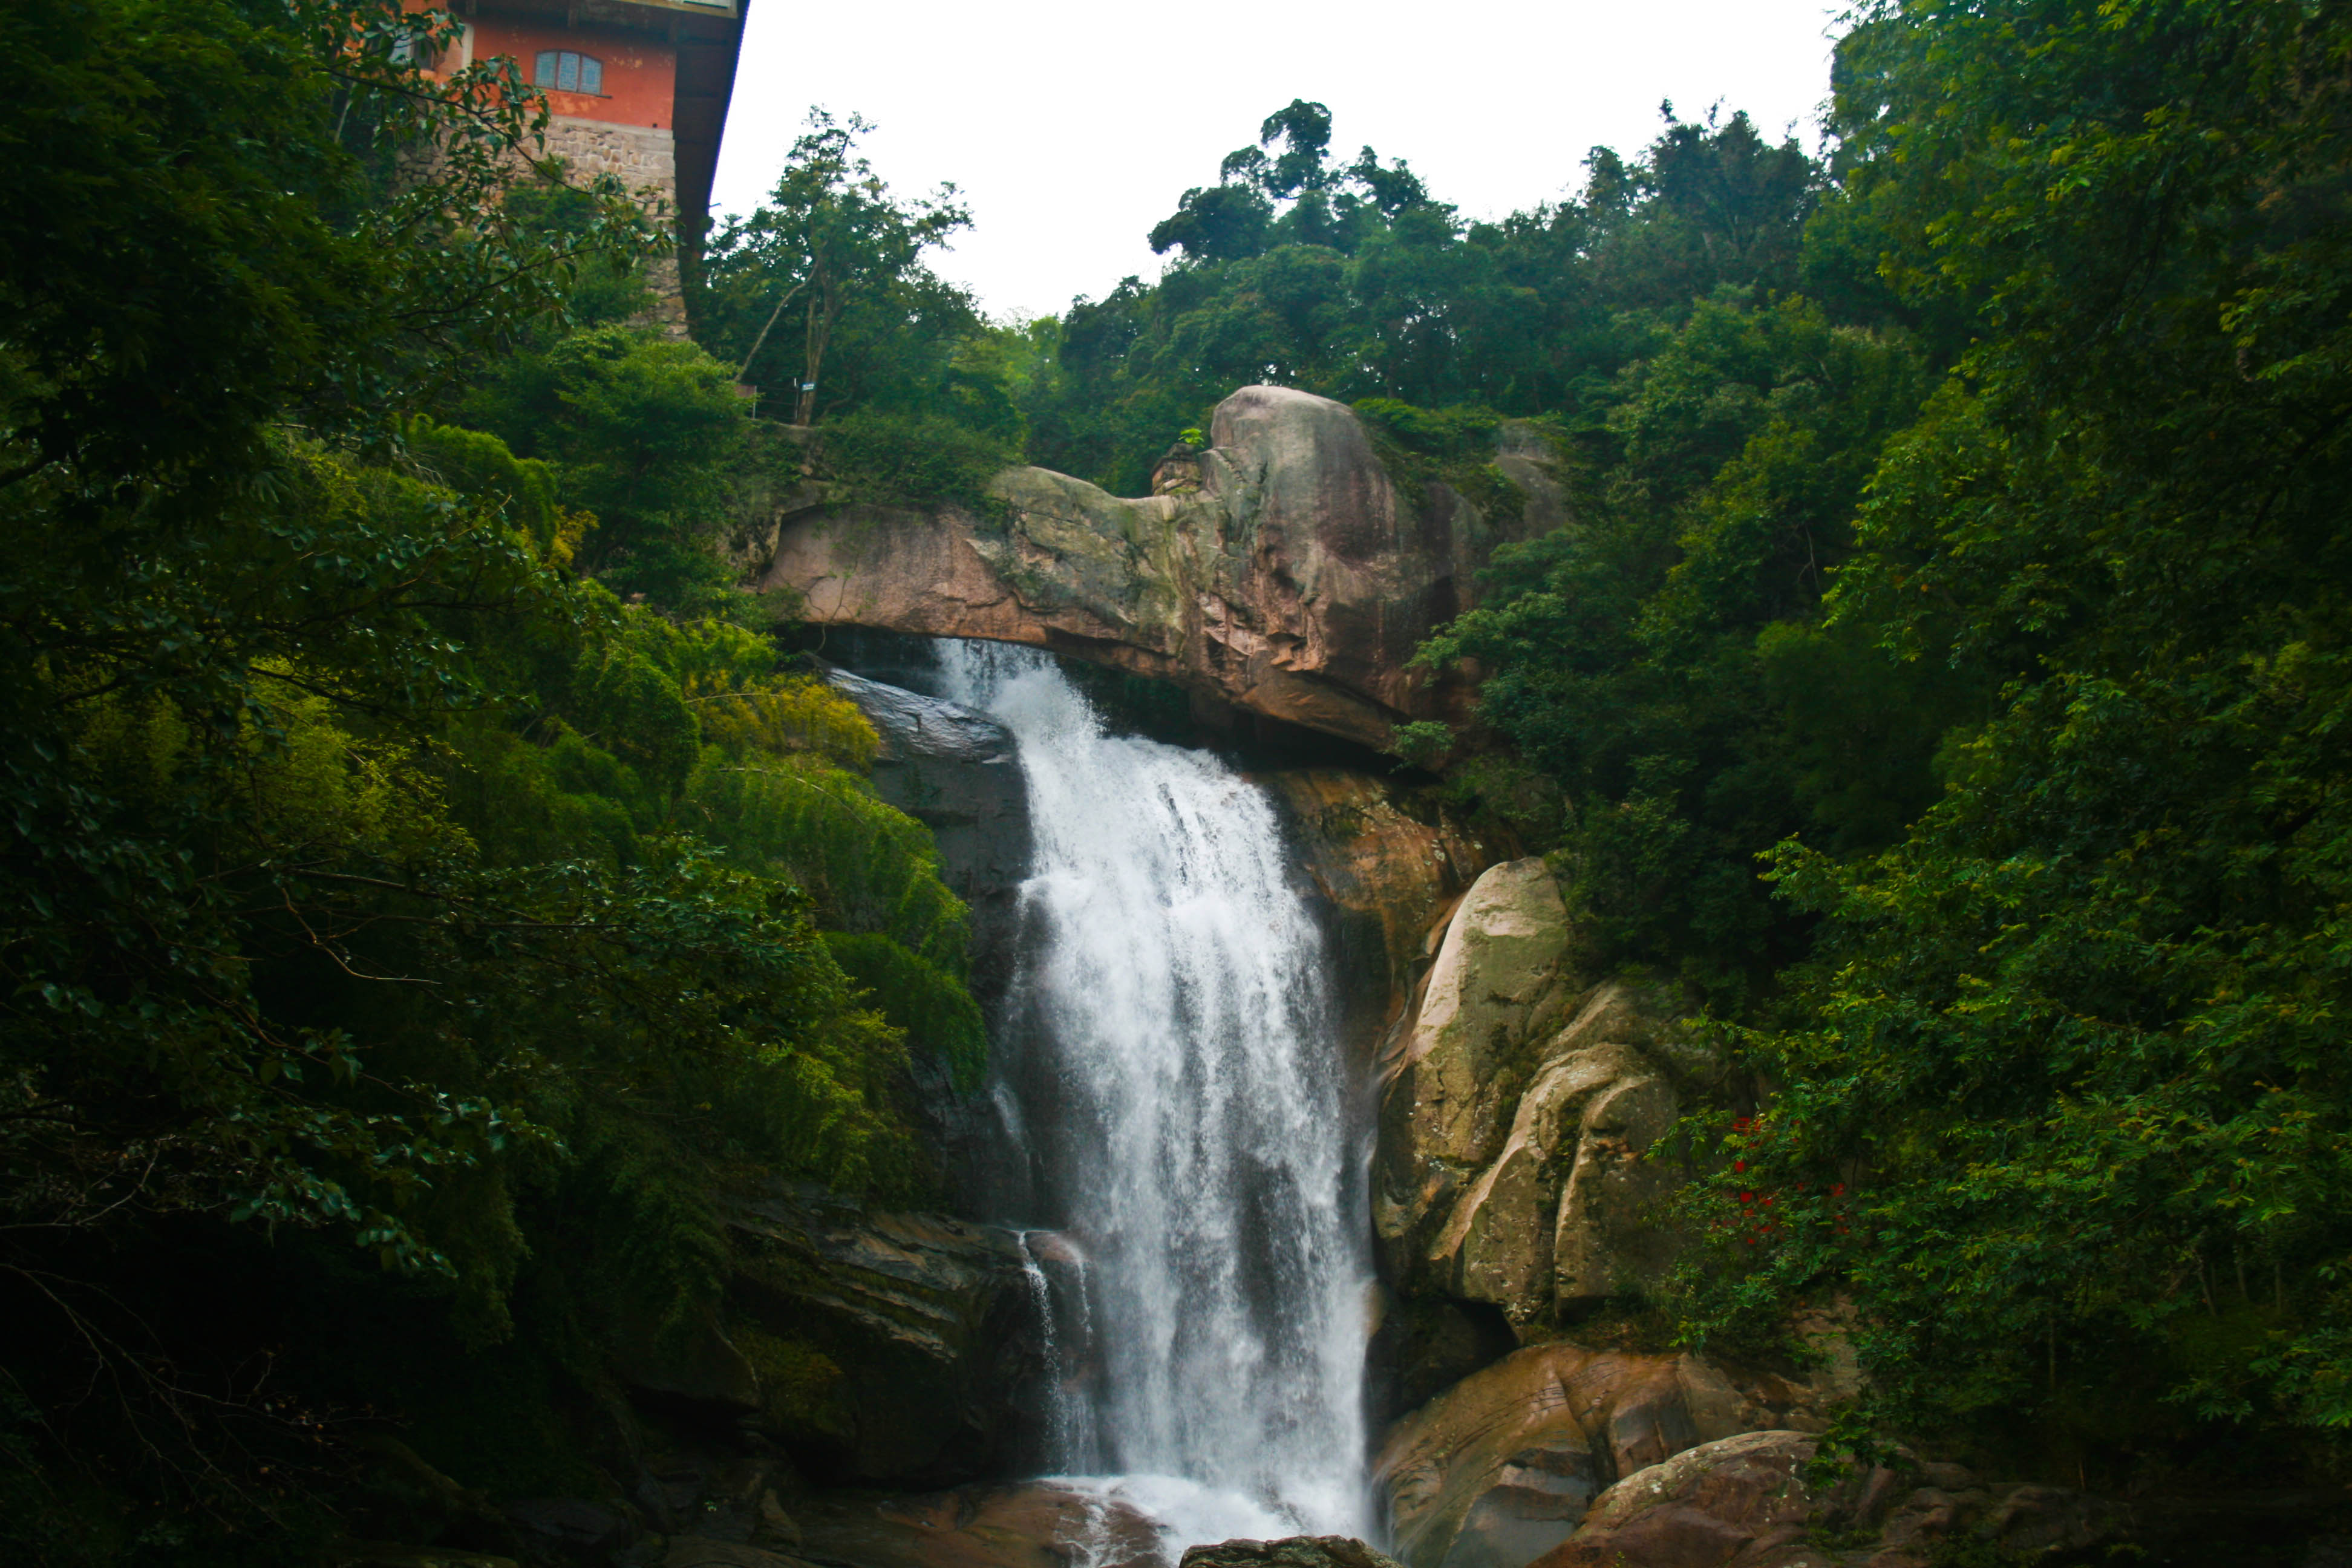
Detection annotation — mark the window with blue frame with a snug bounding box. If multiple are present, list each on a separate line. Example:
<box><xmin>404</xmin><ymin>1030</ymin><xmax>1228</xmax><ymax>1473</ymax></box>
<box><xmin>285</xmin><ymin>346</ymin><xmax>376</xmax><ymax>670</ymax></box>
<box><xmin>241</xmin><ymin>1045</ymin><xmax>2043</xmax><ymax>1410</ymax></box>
<box><xmin>532</xmin><ymin>50</ymin><xmax>603</xmax><ymax>94</ymax></box>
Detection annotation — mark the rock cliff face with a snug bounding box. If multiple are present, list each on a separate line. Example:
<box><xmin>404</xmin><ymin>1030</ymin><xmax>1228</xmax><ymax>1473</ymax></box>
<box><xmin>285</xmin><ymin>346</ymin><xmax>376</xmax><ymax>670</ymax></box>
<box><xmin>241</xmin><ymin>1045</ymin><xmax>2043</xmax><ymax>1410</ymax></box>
<box><xmin>724</xmin><ymin>1186</ymin><xmax>1059</xmax><ymax>1485</ymax></box>
<box><xmin>1263</xmin><ymin>768</ymin><xmax>1489</xmax><ymax>1064</ymax></box>
<box><xmin>817</xmin><ymin>665</ymin><xmax>1036</xmax><ymax>1210</ymax></box>
<box><xmin>1373</xmin><ymin>859</ymin><xmax>1731</xmax><ymax>1328</ymax></box>
<box><xmin>757</xmin><ymin>388</ymin><xmax>1562</xmax><ymax>751</ymax></box>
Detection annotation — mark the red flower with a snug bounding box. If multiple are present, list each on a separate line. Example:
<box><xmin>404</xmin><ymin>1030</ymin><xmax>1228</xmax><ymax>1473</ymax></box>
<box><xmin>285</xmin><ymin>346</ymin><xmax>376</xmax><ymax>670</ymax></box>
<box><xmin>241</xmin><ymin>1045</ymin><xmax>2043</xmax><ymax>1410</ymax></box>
<box><xmin>1734</xmin><ymin>1160</ymin><xmax>1746</xmax><ymax>1173</ymax></box>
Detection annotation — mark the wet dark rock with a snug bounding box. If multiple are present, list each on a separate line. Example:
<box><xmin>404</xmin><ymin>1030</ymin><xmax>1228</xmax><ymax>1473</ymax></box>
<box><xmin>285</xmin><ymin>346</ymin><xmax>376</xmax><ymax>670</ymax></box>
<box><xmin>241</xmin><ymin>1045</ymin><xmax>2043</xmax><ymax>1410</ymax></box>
<box><xmin>613</xmin><ymin>1301</ymin><xmax>760</xmax><ymax>1413</ymax></box>
<box><xmin>662</xmin><ymin>1543</ymin><xmax>805</xmax><ymax>1568</ymax></box>
<box><xmin>503</xmin><ymin>1498</ymin><xmax>635</xmax><ymax>1562</ymax></box>
<box><xmin>328</xmin><ymin>1547</ymin><xmax>522</xmax><ymax>1568</ymax></box>
<box><xmin>1362</xmin><ymin>1293</ymin><xmax>1519</xmax><ymax>1426</ymax></box>
<box><xmin>797</xmin><ymin>1481</ymin><xmax>1160</xmax><ymax>1568</ymax></box>
<box><xmin>1178</xmin><ymin>1540</ymin><xmax>1408</xmax><ymax>1568</ymax></box>
<box><xmin>343</xmin><ymin>1436</ymin><xmax>512</xmax><ymax>1553</ymax></box>
<box><xmin>633</xmin><ymin>1467</ymin><xmax>690</xmax><ymax>1532</ymax></box>
<box><xmin>720</xmin><ymin>1183</ymin><xmax>1050</xmax><ymax>1485</ymax></box>
<box><xmin>828</xmin><ymin>667</ymin><xmax>1016</xmax><ymax>768</ymax></box>
<box><xmin>822</xmin><ymin>667</ymin><xmax>1031</xmax><ymax>1005</ymax></box>
<box><xmin>1978</xmin><ymin>1483</ymin><xmax>2132</xmax><ymax>1558</ymax></box>
<box><xmin>818</xmin><ymin>664</ymin><xmax>1033</xmax><ymax>1211</ymax></box>
<box><xmin>639</xmin><ymin>1455</ymin><xmax>799</xmax><ymax>1546</ymax></box>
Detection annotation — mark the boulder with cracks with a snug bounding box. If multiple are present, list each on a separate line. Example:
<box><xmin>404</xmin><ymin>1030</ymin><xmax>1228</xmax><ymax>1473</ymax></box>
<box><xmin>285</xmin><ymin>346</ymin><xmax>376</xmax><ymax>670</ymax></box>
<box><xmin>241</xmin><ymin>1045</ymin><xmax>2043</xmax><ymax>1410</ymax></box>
<box><xmin>1373</xmin><ymin>859</ymin><xmax>1730</xmax><ymax>1328</ymax></box>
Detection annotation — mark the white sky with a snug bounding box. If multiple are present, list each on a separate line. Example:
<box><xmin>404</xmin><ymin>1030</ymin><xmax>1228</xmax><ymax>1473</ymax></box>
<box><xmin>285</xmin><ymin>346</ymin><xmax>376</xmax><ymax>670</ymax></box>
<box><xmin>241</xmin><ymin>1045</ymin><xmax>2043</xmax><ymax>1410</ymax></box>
<box><xmin>711</xmin><ymin>1</ymin><xmax>1846</xmax><ymax>322</ymax></box>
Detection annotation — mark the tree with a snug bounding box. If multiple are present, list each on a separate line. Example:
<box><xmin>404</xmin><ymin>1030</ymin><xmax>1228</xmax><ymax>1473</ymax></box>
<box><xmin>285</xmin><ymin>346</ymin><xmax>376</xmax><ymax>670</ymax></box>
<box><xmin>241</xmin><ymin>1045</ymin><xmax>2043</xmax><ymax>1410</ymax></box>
<box><xmin>1148</xmin><ymin>97</ymin><xmax>1432</xmax><ymax>265</ymax></box>
<box><xmin>459</xmin><ymin>324</ymin><xmax>753</xmax><ymax>609</ymax></box>
<box><xmin>699</xmin><ymin>110</ymin><xmax>971</xmax><ymax>425</ymax></box>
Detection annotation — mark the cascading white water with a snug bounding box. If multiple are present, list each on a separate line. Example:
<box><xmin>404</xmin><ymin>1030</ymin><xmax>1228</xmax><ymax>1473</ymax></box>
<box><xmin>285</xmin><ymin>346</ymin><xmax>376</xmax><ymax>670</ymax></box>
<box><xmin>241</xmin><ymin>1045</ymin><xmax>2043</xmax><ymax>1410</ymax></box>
<box><xmin>938</xmin><ymin>641</ymin><xmax>1372</xmax><ymax>1547</ymax></box>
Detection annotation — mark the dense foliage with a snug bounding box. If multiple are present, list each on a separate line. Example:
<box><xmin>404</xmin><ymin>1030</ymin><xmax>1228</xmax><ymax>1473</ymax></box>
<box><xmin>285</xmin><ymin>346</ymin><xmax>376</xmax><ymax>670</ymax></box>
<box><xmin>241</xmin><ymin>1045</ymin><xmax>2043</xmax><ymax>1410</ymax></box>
<box><xmin>1018</xmin><ymin>98</ymin><xmax>1843</xmax><ymax>497</ymax></box>
<box><xmin>1</xmin><ymin>1</ymin><xmax>979</xmax><ymax>1557</ymax></box>
<box><xmin>690</xmin><ymin>113</ymin><xmax>1024</xmax><ymax>508</ymax></box>
<box><xmin>1678</xmin><ymin>0</ymin><xmax>2352</xmax><ymax>1481</ymax></box>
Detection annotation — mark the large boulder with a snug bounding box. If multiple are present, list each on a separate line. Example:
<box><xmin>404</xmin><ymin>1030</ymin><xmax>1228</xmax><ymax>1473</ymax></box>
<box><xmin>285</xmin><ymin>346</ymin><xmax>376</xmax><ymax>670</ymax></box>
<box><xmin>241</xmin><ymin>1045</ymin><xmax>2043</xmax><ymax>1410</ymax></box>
<box><xmin>1374</xmin><ymin>1345</ymin><xmax>1700</xmax><ymax>1568</ymax></box>
<box><xmin>758</xmin><ymin>388</ymin><xmax>1562</xmax><ymax>751</ymax></box>
<box><xmin>1524</xmin><ymin>1431</ymin><xmax>2129</xmax><ymax>1568</ymax></box>
<box><xmin>1387</xmin><ymin>858</ymin><xmax>1576</xmax><ymax>1182</ymax></box>
<box><xmin>1373</xmin><ymin>1344</ymin><xmax>1872</xmax><ymax>1568</ymax></box>
<box><xmin>1373</xmin><ymin>858</ymin><xmax>1716</xmax><ymax>1326</ymax></box>
<box><xmin>1529</xmin><ymin>1429</ymin><xmax>1854</xmax><ymax>1568</ymax></box>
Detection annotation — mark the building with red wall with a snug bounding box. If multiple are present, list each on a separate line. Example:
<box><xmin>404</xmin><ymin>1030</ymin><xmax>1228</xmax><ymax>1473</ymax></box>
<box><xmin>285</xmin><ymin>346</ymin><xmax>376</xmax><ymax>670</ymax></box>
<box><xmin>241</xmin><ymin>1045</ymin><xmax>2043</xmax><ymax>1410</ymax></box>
<box><xmin>442</xmin><ymin>0</ymin><xmax>748</xmax><ymax>255</ymax></box>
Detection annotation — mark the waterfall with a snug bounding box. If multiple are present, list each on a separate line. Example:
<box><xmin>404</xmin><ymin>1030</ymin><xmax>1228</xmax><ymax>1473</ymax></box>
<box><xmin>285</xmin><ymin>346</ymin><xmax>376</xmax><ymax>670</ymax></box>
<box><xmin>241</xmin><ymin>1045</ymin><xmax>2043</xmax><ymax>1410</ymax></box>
<box><xmin>938</xmin><ymin>642</ymin><xmax>1373</xmax><ymax>1546</ymax></box>
<box><xmin>1014</xmin><ymin>1230</ymin><xmax>1067</xmax><ymax>1451</ymax></box>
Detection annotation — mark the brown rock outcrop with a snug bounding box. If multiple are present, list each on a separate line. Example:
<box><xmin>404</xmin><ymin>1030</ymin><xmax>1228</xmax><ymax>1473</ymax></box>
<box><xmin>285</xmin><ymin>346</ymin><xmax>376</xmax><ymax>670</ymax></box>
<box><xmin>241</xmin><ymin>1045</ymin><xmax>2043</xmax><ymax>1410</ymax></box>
<box><xmin>1375</xmin><ymin>1345</ymin><xmax>1701</xmax><ymax>1568</ymax></box>
<box><xmin>757</xmin><ymin>387</ymin><xmax>1560</xmax><ymax>751</ymax></box>
<box><xmin>1530</xmin><ymin>1429</ymin><xmax>1847</xmax><ymax>1568</ymax></box>
<box><xmin>1264</xmin><ymin>768</ymin><xmax>1488</xmax><ymax>1057</ymax></box>
<box><xmin>1372</xmin><ymin>1342</ymin><xmax>1869</xmax><ymax>1568</ymax></box>
<box><xmin>1523</xmin><ymin>1431</ymin><xmax>2129</xmax><ymax>1568</ymax></box>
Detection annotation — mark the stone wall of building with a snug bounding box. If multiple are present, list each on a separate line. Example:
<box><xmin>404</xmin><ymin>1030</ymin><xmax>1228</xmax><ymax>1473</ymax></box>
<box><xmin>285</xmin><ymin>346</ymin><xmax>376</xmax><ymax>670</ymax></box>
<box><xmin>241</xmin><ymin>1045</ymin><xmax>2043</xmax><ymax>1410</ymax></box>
<box><xmin>539</xmin><ymin>116</ymin><xmax>688</xmax><ymax>337</ymax></box>
<box><xmin>541</xmin><ymin>114</ymin><xmax>677</xmax><ymax>209</ymax></box>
